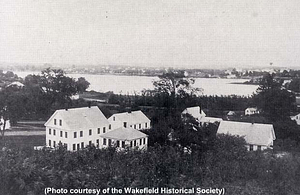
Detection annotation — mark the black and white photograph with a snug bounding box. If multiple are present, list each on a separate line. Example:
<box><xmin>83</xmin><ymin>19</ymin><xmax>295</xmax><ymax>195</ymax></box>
<box><xmin>1</xmin><ymin>0</ymin><xmax>300</xmax><ymax>194</ymax></box>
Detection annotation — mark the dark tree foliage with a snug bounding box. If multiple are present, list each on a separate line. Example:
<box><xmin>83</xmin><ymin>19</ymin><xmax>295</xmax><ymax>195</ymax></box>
<box><xmin>22</xmin><ymin>68</ymin><xmax>90</xmax><ymax>119</ymax></box>
<box><xmin>253</xmin><ymin>73</ymin><xmax>296</xmax><ymax>121</ymax></box>
<box><xmin>286</xmin><ymin>78</ymin><xmax>300</xmax><ymax>93</ymax></box>
<box><xmin>152</xmin><ymin>70</ymin><xmax>201</xmax><ymax>109</ymax></box>
<box><xmin>2</xmin><ymin>138</ymin><xmax>300</xmax><ymax>195</ymax></box>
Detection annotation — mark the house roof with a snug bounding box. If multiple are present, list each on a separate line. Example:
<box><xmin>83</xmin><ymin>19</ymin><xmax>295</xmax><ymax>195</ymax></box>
<box><xmin>245</xmin><ymin>107</ymin><xmax>258</xmax><ymax>111</ymax></box>
<box><xmin>199</xmin><ymin>117</ymin><xmax>223</xmax><ymax>123</ymax></box>
<box><xmin>217</xmin><ymin>121</ymin><xmax>276</xmax><ymax>146</ymax></box>
<box><xmin>296</xmin><ymin>97</ymin><xmax>300</xmax><ymax>105</ymax></box>
<box><xmin>109</xmin><ymin>110</ymin><xmax>150</xmax><ymax>124</ymax></box>
<box><xmin>44</xmin><ymin>106</ymin><xmax>109</xmax><ymax>129</ymax></box>
<box><xmin>100</xmin><ymin>127</ymin><xmax>148</xmax><ymax>140</ymax></box>
<box><xmin>182</xmin><ymin>106</ymin><xmax>206</xmax><ymax>119</ymax></box>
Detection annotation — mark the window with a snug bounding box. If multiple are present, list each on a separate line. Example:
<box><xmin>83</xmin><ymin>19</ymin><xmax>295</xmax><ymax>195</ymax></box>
<box><xmin>145</xmin><ymin>123</ymin><xmax>148</xmax><ymax>128</ymax></box>
<box><xmin>122</xmin><ymin>141</ymin><xmax>125</xmax><ymax>148</ymax></box>
<box><xmin>117</xmin><ymin>140</ymin><xmax>120</xmax><ymax>147</ymax></box>
<box><xmin>65</xmin><ymin>132</ymin><xmax>68</xmax><ymax>138</ymax></box>
<box><xmin>49</xmin><ymin>129</ymin><xmax>51</xmax><ymax>135</ymax></box>
<box><xmin>123</xmin><ymin>122</ymin><xmax>127</xmax><ymax>128</ymax></box>
<box><xmin>89</xmin><ymin>129</ymin><xmax>92</xmax><ymax>136</ymax></box>
<box><xmin>53</xmin><ymin>141</ymin><xmax>56</xmax><ymax>147</ymax></box>
<box><xmin>134</xmin><ymin>124</ymin><xmax>136</xmax><ymax>129</ymax></box>
<box><xmin>54</xmin><ymin>119</ymin><xmax>57</xmax><ymax>125</ymax></box>
<box><xmin>103</xmin><ymin>127</ymin><xmax>106</xmax><ymax>134</ymax></box>
<box><xmin>134</xmin><ymin>140</ymin><xmax>136</xmax><ymax>147</ymax></box>
<box><xmin>49</xmin><ymin>140</ymin><xmax>51</xmax><ymax>147</ymax></box>
<box><xmin>249</xmin><ymin>145</ymin><xmax>253</xmax><ymax>151</ymax></box>
<box><xmin>109</xmin><ymin>124</ymin><xmax>111</xmax><ymax>130</ymax></box>
<box><xmin>108</xmin><ymin>139</ymin><xmax>112</xmax><ymax>146</ymax></box>
<box><xmin>59</xmin><ymin>119</ymin><xmax>62</xmax><ymax>126</ymax></box>
<box><xmin>140</xmin><ymin>139</ymin><xmax>142</xmax><ymax>145</ymax></box>
<box><xmin>63</xmin><ymin>143</ymin><xmax>67</xmax><ymax>149</ymax></box>
<box><xmin>98</xmin><ymin>128</ymin><xmax>100</xmax><ymax>134</ymax></box>
<box><xmin>143</xmin><ymin>138</ymin><xmax>146</xmax><ymax>145</ymax></box>
<box><xmin>74</xmin><ymin>132</ymin><xmax>77</xmax><ymax>138</ymax></box>
<box><xmin>60</xmin><ymin>131</ymin><xmax>63</xmax><ymax>137</ymax></box>
<box><xmin>80</xmin><ymin>131</ymin><xmax>83</xmax><ymax>137</ymax></box>
<box><xmin>89</xmin><ymin>141</ymin><xmax>92</xmax><ymax>146</ymax></box>
<box><xmin>96</xmin><ymin>139</ymin><xmax>99</xmax><ymax>147</ymax></box>
<box><xmin>77</xmin><ymin>143</ymin><xmax>80</xmax><ymax>150</ymax></box>
<box><xmin>73</xmin><ymin>144</ymin><xmax>76</xmax><ymax>151</ymax></box>
<box><xmin>113</xmin><ymin>116</ymin><xmax>115</xmax><ymax>121</ymax></box>
<box><xmin>130</xmin><ymin>141</ymin><xmax>133</xmax><ymax>147</ymax></box>
<box><xmin>53</xmin><ymin>129</ymin><xmax>56</xmax><ymax>136</ymax></box>
<box><xmin>81</xmin><ymin>142</ymin><xmax>84</xmax><ymax>149</ymax></box>
<box><xmin>103</xmin><ymin>138</ymin><xmax>107</xmax><ymax>145</ymax></box>
<box><xmin>139</xmin><ymin>124</ymin><xmax>141</xmax><ymax>129</ymax></box>
<box><xmin>257</xmin><ymin>145</ymin><xmax>262</xmax><ymax>151</ymax></box>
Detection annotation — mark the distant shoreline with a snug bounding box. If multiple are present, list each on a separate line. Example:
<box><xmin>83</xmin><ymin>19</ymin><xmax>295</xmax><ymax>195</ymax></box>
<box><xmin>230</xmin><ymin>82</ymin><xmax>259</xmax><ymax>86</ymax></box>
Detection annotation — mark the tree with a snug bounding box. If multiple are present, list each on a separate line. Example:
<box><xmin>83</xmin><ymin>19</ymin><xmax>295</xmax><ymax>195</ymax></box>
<box><xmin>253</xmin><ymin>73</ymin><xmax>295</xmax><ymax>120</ymax></box>
<box><xmin>76</xmin><ymin>77</ymin><xmax>90</xmax><ymax>93</ymax></box>
<box><xmin>152</xmin><ymin>70</ymin><xmax>201</xmax><ymax>109</ymax></box>
<box><xmin>23</xmin><ymin>68</ymin><xmax>91</xmax><ymax>118</ymax></box>
<box><xmin>286</xmin><ymin>78</ymin><xmax>300</xmax><ymax>93</ymax></box>
<box><xmin>0</xmin><ymin>85</ymin><xmax>26</xmax><ymax>138</ymax></box>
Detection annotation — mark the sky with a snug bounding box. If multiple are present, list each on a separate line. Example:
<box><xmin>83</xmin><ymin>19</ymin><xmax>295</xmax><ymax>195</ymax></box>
<box><xmin>1</xmin><ymin>0</ymin><xmax>300</xmax><ymax>69</ymax></box>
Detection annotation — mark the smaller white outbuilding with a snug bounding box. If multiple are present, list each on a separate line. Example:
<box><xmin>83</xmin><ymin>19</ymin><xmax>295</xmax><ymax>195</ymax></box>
<box><xmin>182</xmin><ymin>106</ymin><xmax>206</xmax><ymax>120</ymax></box>
<box><xmin>0</xmin><ymin>117</ymin><xmax>11</xmax><ymax>130</ymax></box>
<box><xmin>245</xmin><ymin>107</ymin><xmax>260</xmax><ymax>116</ymax></box>
<box><xmin>182</xmin><ymin>106</ymin><xmax>222</xmax><ymax>126</ymax></box>
<box><xmin>217</xmin><ymin>121</ymin><xmax>276</xmax><ymax>151</ymax></box>
<box><xmin>290</xmin><ymin>113</ymin><xmax>300</xmax><ymax>125</ymax></box>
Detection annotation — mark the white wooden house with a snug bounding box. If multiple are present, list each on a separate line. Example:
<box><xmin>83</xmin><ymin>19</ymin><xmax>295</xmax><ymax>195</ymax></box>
<box><xmin>108</xmin><ymin>110</ymin><xmax>151</xmax><ymax>130</ymax></box>
<box><xmin>0</xmin><ymin>117</ymin><xmax>11</xmax><ymax>130</ymax></box>
<box><xmin>182</xmin><ymin>106</ymin><xmax>206</xmax><ymax>120</ymax></box>
<box><xmin>245</xmin><ymin>107</ymin><xmax>260</xmax><ymax>116</ymax></box>
<box><xmin>45</xmin><ymin>106</ymin><xmax>110</xmax><ymax>151</ymax></box>
<box><xmin>291</xmin><ymin>113</ymin><xmax>300</xmax><ymax>125</ymax></box>
<box><xmin>182</xmin><ymin>106</ymin><xmax>222</xmax><ymax>126</ymax></box>
<box><xmin>100</xmin><ymin>127</ymin><xmax>148</xmax><ymax>150</ymax></box>
<box><xmin>217</xmin><ymin>121</ymin><xmax>276</xmax><ymax>151</ymax></box>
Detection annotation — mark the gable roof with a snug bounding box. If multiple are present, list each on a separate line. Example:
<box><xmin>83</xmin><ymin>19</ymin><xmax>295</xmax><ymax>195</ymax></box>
<box><xmin>245</xmin><ymin>107</ymin><xmax>258</xmax><ymax>111</ymax></box>
<box><xmin>217</xmin><ymin>121</ymin><xmax>276</xmax><ymax>146</ymax></box>
<box><xmin>109</xmin><ymin>110</ymin><xmax>150</xmax><ymax>124</ymax></box>
<box><xmin>199</xmin><ymin>117</ymin><xmax>223</xmax><ymax>123</ymax></box>
<box><xmin>44</xmin><ymin>106</ymin><xmax>109</xmax><ymax>130</ymax></box>
<box><xmin>296</xmin><ymin>97</ymin><xmax>300</xmax><ymax>106</ymax></box>
<box><xmin>100</xmin><ymin>127</ymin><xmax>148</xmax><ymax>140</ymax></box>
<box><xmin>182</xmin><ymin>106</ymin><xmax>206</xmax><ymax>119</ymax></box>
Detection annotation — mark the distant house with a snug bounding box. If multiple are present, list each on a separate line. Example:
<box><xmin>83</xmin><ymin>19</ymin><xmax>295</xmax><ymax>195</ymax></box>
<box><xmin>291</xmin><ymin>113</ymin><xmax>300</xmax><ymax>125</ymax></box>
<box><xmin>182</xmin><ymin>106</ymin><xmax>206</xmax><ymax>120</ymax></box>
<box><xmin>296</xmin><ymin>97</ymin><xmax>300</xmax><ymax>111</ymax></box>
<box><xmin>44</xmin><ymin>106</ymin><xmax>110</xmax><ymax>151</ymax></box>
<box><xmin>182</xmin><ymin>106</ymin><xmax>222</xmax><ymax>126</ymax></box>
<box><xmin>100</xmin><ymin>127</ymin><xmax>148</xmax><ymax>150</ymax></box>
<box><xmin>0</xmin><ymin>117</ymin><xmax>11</xmax><ymax>130</ymax></box>
<box><xmin>7</xmin><ymin>81</ymin><xmax>24</xmax><ymax>88</ymax></box>
<box><xmin>245</xmin><ymin>107</ymin><xmax>260</xmax><ymax>116</ymax></box>
<box><xmin>108</xmin><ymin>110</ymin><xmax>151</xmax><ymax>130</ymax></box>
<box><xmin>217</xmin><ymin>121</ymin><xmax>276</xmax><ymax>151</ymax></box>
<box><xmin>199</xmin><ymin>117</ymin><xmax>223</xmax><ymax>125</ymax></box>
<box><xmin>227</xmin><ymin>111</ymin><xmax>236</xmax><ymax>116</ymax></box>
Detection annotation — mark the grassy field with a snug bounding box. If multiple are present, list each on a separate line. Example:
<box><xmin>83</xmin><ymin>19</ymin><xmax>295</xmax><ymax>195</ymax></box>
<box><xmin>0</xmin><ymin>135</ymin><xmax>45</xmax><ymax>149</ymax></box>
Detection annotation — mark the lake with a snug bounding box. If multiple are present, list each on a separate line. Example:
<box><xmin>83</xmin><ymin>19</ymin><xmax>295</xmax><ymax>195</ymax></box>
<box><xmin>14</xmin><ymin>71</ymin><xmax>258</xmax><ymax>96</ymax></box>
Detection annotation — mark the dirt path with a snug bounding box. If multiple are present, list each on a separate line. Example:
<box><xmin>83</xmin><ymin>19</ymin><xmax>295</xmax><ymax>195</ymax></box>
<box><xmin>4</xmin><ymin>131</ymin><xmax>45</xmax><ymax>136</ymax></box>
